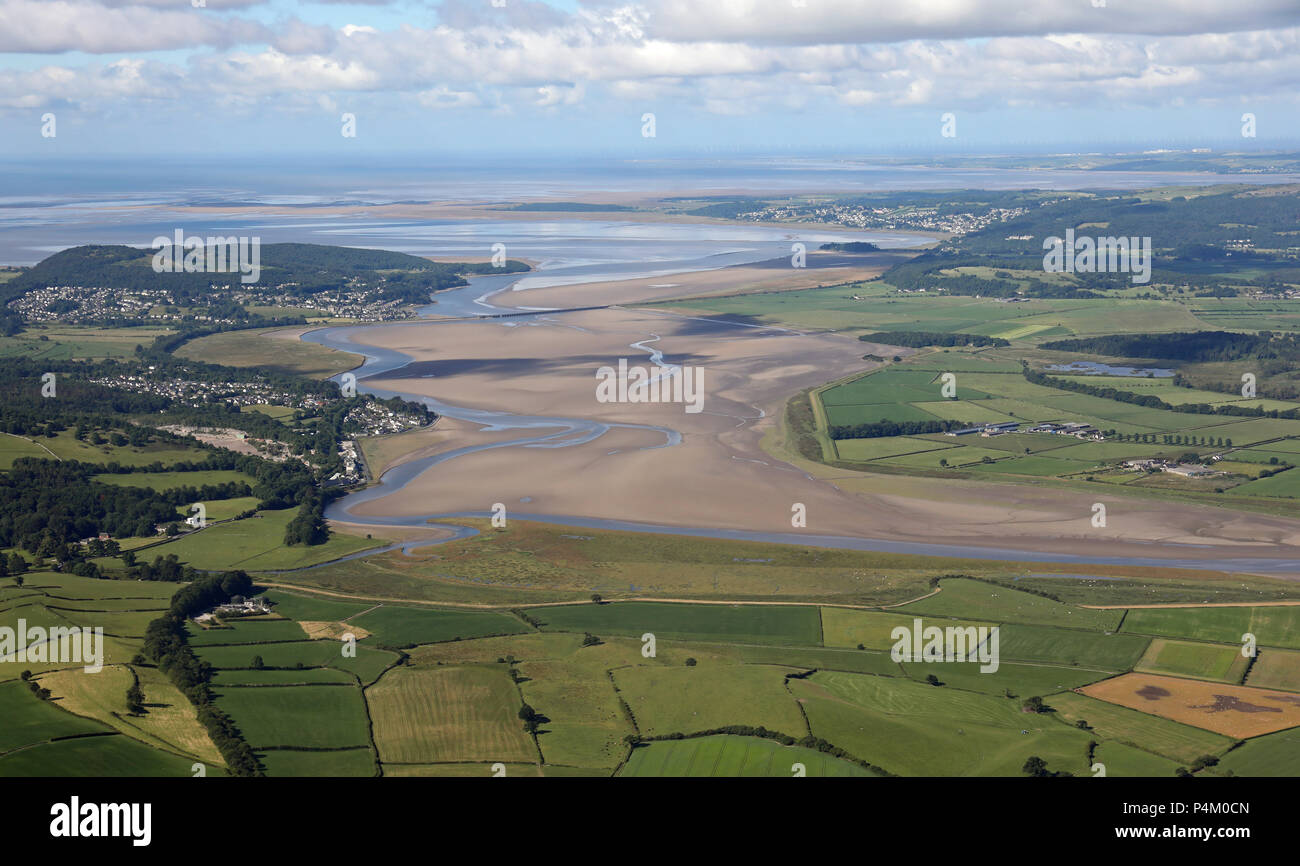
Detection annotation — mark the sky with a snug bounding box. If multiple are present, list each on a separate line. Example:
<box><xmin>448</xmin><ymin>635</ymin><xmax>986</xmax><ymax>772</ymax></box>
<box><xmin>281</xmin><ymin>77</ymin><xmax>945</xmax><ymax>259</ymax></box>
<box><xmin>1</xmin><ymin>0</ymin><xmax>1298</xmax><ymax>156</ymax></box>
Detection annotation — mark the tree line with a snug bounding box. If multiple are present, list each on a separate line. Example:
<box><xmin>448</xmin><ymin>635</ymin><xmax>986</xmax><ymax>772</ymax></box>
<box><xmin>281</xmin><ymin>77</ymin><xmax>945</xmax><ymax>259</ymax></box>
<box><xmin>138</xmin><ymin>570</ymin><xmax>262</xmax><ymax>776</ymax></box>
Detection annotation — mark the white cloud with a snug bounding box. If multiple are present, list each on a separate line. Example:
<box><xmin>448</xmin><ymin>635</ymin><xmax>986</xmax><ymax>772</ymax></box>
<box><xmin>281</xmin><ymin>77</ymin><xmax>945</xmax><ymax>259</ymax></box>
<box><xmin>0</xmin><ymin>0</ymin><xmax>269</xmax><ymax>53</ymax></box>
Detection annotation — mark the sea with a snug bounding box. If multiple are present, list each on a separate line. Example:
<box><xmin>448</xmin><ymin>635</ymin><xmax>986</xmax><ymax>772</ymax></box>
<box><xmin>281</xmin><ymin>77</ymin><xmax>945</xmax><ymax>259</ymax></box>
<box><xmin>2</xmin><ymin>154</ymin><xmax>1296</xmax><ymax>271</ymax></box>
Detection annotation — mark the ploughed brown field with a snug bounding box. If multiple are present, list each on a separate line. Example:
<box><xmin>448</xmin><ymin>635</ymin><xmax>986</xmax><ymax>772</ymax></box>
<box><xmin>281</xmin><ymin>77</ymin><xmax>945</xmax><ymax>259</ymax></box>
<box><xmin>1082</xmin><ymin>672</ymin><xmax>1300</xmax><ymax>738</ymax></box>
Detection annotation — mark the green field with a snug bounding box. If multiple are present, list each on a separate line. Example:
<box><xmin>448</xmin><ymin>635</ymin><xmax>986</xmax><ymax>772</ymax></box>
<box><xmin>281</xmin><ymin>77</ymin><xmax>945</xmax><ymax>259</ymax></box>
<box><xmin>177</xmin><ymin>328</ymin><xmax>363</xmax><ymax>379</ymax></box>
<box><xmin>1135</xmin><ymin>638</ymin><xmax>1249</xmax><ymax>683</ymax></box>
<box><xmin>1047</xmin><ymin>690</ymin><xmax>1232</xmax><ymax>764</ymax></box>
<box><xmin>997</xmin><ymin>623</ymin><xmax>1149</xmax><ymax>670</ymax></box>
<box><xmin>620</xmin><ymin>735</ymin><xmax>876</xmax><ymax>777</ymax></box>
<box><xmin>613</xmin><ymin>664</ymin><xmax>806</xmax><ymax>736</ymax></box>
<box><xmin>1122</xmin><ymin>606</ymin><xmax>1300</xmax><ymax>650</ymax></box>
<box><xmin>904</xmin><ymin>577</ymin><xmax>1124</xmax><ymax>630</ymax></box>
<box><xmin>92</xmin><ymin>469</ymin><xmax>257</xmax><ymax>491</ymax></box>
<box><xmin>0</xmin><ymin>430</ymin><xmax>207</xmax><ymax>470</ymax></box>
<box><xmin>1245</xmin><ymin>647</ymin><xmax>1300</xmax><ymax>692</ymax></box>
<box><xmin>0</xmin><ymin>325</ymin><xmax>176</xmax><ymax>361</ymax></box>
<box><xmin>193</xmin><ymin>638</ymin><xmax>398</xmax><ymax>685</ymax></box>
<box><xmin>1215</xmin><ymin>728</ymin><xmax>1300</xmax><ymax>776</ymax></box>
<box><xmin>213</xmin><ymin>667</ymin><xmax>356</xmax><ymax>686</ymax></box>
<box><xmin>802</xmin><ymin>341</ymin><xmax>1300</xmax><ymax>505</ymax></box>
<box><xmin>0</xmin><ymin>732</ymin><xmax>198</xmax><ymax>777</ymax></box>
<box><xmin>258</xmin><ymin>747</ymin><xmax>377</xmax><ymax>777</ymax></box>
<box><xmin>1093</xmin><ymin>741</ymin><xmax>1183</xmax><ymax>777</ymax></box>
<box><xmin>537</xmin><ymin>601</ymin><xmax>823</xmax><ymax>646</ymax></box>
<box><xmin>262</xmin><ymin>590</ymin><xmax>373</xmax><ymax>622</ymax></box>
<box><xmin>0</xmin><ymin>680</ymin><xmax>201</xmax><ymax>777</ymax></box>
<box><xmin>186</xmin><ymin>618</ymin><xmax>309</xmax><ymax>645</ymax></box>
<box><xmin>213</xmin><ymin>685</ymin><xmax>372</xmax><ymax>749</ymax></box>
<box><xmin>347</xmin><ymin>605</ymin><xmax>529</xmax><ymax>648</ymax></box>
<box><xmin>151</xmin><ymin>509</ymin><xmax>384</xmax><ymax>571</ymax></box>
<box><xmin>792</xmin><ymin>670</ymin><xmax>1094</xmax><ymax>776</ymax></box>
<box><xmin>820</xmin><ymin>607</ymin><xmax>991</xmax><ymax>650</ymax></box>
<box><xmin>367</xmin><ymin>664</ymin><xmax>537</xmax><ymax>765</ymax></box>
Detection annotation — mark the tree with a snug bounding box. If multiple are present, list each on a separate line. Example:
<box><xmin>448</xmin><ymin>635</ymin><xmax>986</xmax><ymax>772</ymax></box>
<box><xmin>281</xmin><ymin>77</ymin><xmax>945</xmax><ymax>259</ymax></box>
<box><xmin>1022</xmin><ymin>696</ymin><xmax>1045</xmax><ymax>714</ymax></box>
<box><xmin>925</xmin><ymin>674</ymin><xmax>942</xmax><ymax>686</ymax></box>
<box><xmin>581</xmin><ymin>632</ymin><xmax>602</xmax><ymax>647</ymax></box>
<box><xmin>518</xmin><ymin>702</ymin><xmax>540</xmax><ymax>734</ymax></box>
<box><xmin>251</xmin><ymin>655</ymin><xmax>264</xmax><ymax>669</ymax></box>
<box><xmin>685</xmin><ymin>658</ymin><xmax>698</xmax><ymax>667</ymax></box>
<box><xmin>1022</xmin><ymin>756</ymin><xmax>1049</xmax><ymax>777</ymax></box>
<box><xmin>590</xmin><ymin>594</ymin><xmax>602</xmax><ymax>604</ymax></box>
<box><xmin>126</xmin><ymin>682</ymin><xmax>145</xmax><ymax>715</ymax></box>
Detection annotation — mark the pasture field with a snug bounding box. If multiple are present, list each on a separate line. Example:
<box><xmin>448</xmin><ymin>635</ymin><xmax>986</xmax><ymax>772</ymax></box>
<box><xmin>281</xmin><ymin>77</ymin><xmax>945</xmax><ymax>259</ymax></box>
<box><xmin>0</xmin><ymin>430</ymin><xmax>207</xmax><ymax>470</ymax></box>
<box><xmin>996</xmin><ymin>623</ymin><xmax>1150</xmax><ymax>670</ymax></box>
<box><xmin>513</xmin><ymin>636</ymin><xmax>651</xmax><ymax>771</ymax></box>
<box><xmin>346</xmin><ymin>605</ymin><xmax>529</xmax><ymax>648</ymax></box>
<box><xmin>903</xmin><ymin>577</ymin><xmax>1124</xmax><ymax>630</ymax></box>
<box><xmin>1232</xmin><ymin>468</ymin><xmax>1300</xmax><ymax>499</ymax></box>
<box><xmin>242</xmin><ymin>403</ymin><xmax>297</xmax><ymax>421</ymax></box>
<box><xmin>1215</xmin><ymin>728</ymin><xmax>1300</xmax><ymax>777</ymax></box>
<box><xmin>213</xmin><ymin>667</ymin><xmax>355</xmax><ymax>685</ymax></box>
<box><xmin>264</xmin><ymin>518</ymin><xmax>1059</xmax><ymax>609</ymax></box>
<box><xmin>262</xmin><ymin>589</ymin><xmax>373</xmax><ymax>622</ymax></box>
<box><xmin>806</xmin><ymin>343</ymin><xmax>1300</xmax><ymax>504</ymax></box>
<box><xmin>1047</xmin><ymin>690</ymin><xmax>1233</xmax><ymax>764</ymax></box>
<box><xmin>177</xmin><ymin>327</ymin><xmax>364</xmax><ymax>379</ymax></box>
<box><xmin>384</xmin><ymin>762</ymin><xmax>540</xmax><ymax>777</ymax></box>
<box><xmin>1135</xmin><ymin>639</ymin><xmax>1250</xmax><ymax>683</ymax></box>
<box><xmin>0</xmin><ymin>679</ymin><xmax>206</xmax><ymax>777</ymax></box>
<box><xmin>186</xmin><ymin>618</ymin><xmax>308</xmax><ymax>645</ymax></box>
<box><xmin>537</xmin><ymin>601</ymin><xmax>823</xmax><ymax>646</ymax></box>
<box><xmin>0</xmin><ymin>679</ymin><xmax>109</xmax><ymax>751</ymax></box>
<box><xmin>193</xmin><ymin>638</ymin><xmax>398</xmax><ymax>685</ymax></box>
<box><xmin>92</xmin><ymin>469</ymin><xmax>257</xmax><ymax>491</ymax></box>
<box><xmin>0</xmin><ymin>732</ymin><xmax>199</xmax><ymax>777</ymax></box>
<box><xmin>38</xmin><ymin>664</ymin><xmax>224</xmax><ymax>767</ymax></box>
<box><xmin>213</xmin><ymin>684</ymin><xmax>372</xmax><ymax>749</ymax></box>
<box><xmin>1245</xmin><ymin>648</ymin><xmax>1300</xmax><ymax>692</ymax></box>
<box><xmin>190</xmin><ymin>496</ymin><xmax>261</xmax><ymax>521</ymax></box>
<box><xmin>897</xmin><ymin>660</ymin><xmax>1107</xmax><ymax>696</ymax></box>
<box><xmin>193</xmin><ymin>639</ymin><xmax>343</xmax><ymax>669</ymax></box>
<box><xmin>153</xmin><ymin>508</ymin><xmax>384</xmax><ymax>571</ymax></box>
<box><xmin>1081</xmin><ymin>672</ymin><xmax>1300</xmax><ymax>738</ymax></box>
<box><xmin>790</xmin><ymin>671</ymin><xmax>1094</xmax><ymax>776</ymax></box>
<box><xmin>0</xmin><ymin>325</ymin><xmax>176</xmax><ymax>360</ymax></box>
<box><xmin>612</xmin><ymin>664</ymin><xmax>806</xmax><ymax>737</ymax></box>
<box><xmin>666</xmin><ymin>287</ymin><xmax>1195</xmax><ymax>339</ymax></box>
<box><xmin>832</xmin><ymin>436</ymin><xmax>952</xmax><ymax>462</ymax></box>
<box><xmin>1093</xmin><ymin>741</ymin><xmax>1183</xmax><ymax>777</ymax></box>
<box><xmin>619</xmin><ymin>735</ymin><xmax>876</xmax><ymax>777</ymax></box>
<box><xmin>366</xmin><ymin>664</ymin><xmax>537</xmax><ymax>765</ymax></box>
<box><xmin>820</xmin><ymin>607</ymin><xmax>991</xmax><ymax>650</ymax></box>
<box><xmin>732</xmin><ymin>643</ymin><xmax>903</xmax><ymax>675</ymax></box>
<box><xmin>1122</xmin><ymin>606</ymin><xmax>1300</xmax><ymax>650</ymax></box>
<box><xmin>258</xmin><ymin>747</ymin><xmax>378</xmax><ymax>777</ymax></box>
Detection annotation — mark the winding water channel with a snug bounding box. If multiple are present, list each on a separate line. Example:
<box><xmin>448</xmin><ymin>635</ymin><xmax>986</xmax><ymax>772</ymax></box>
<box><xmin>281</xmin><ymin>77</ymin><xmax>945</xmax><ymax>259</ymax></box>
<box><xmin>304</xmin><ymin>259</ymin><xmax>1300</xmax><ymax>577</ymax></box>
